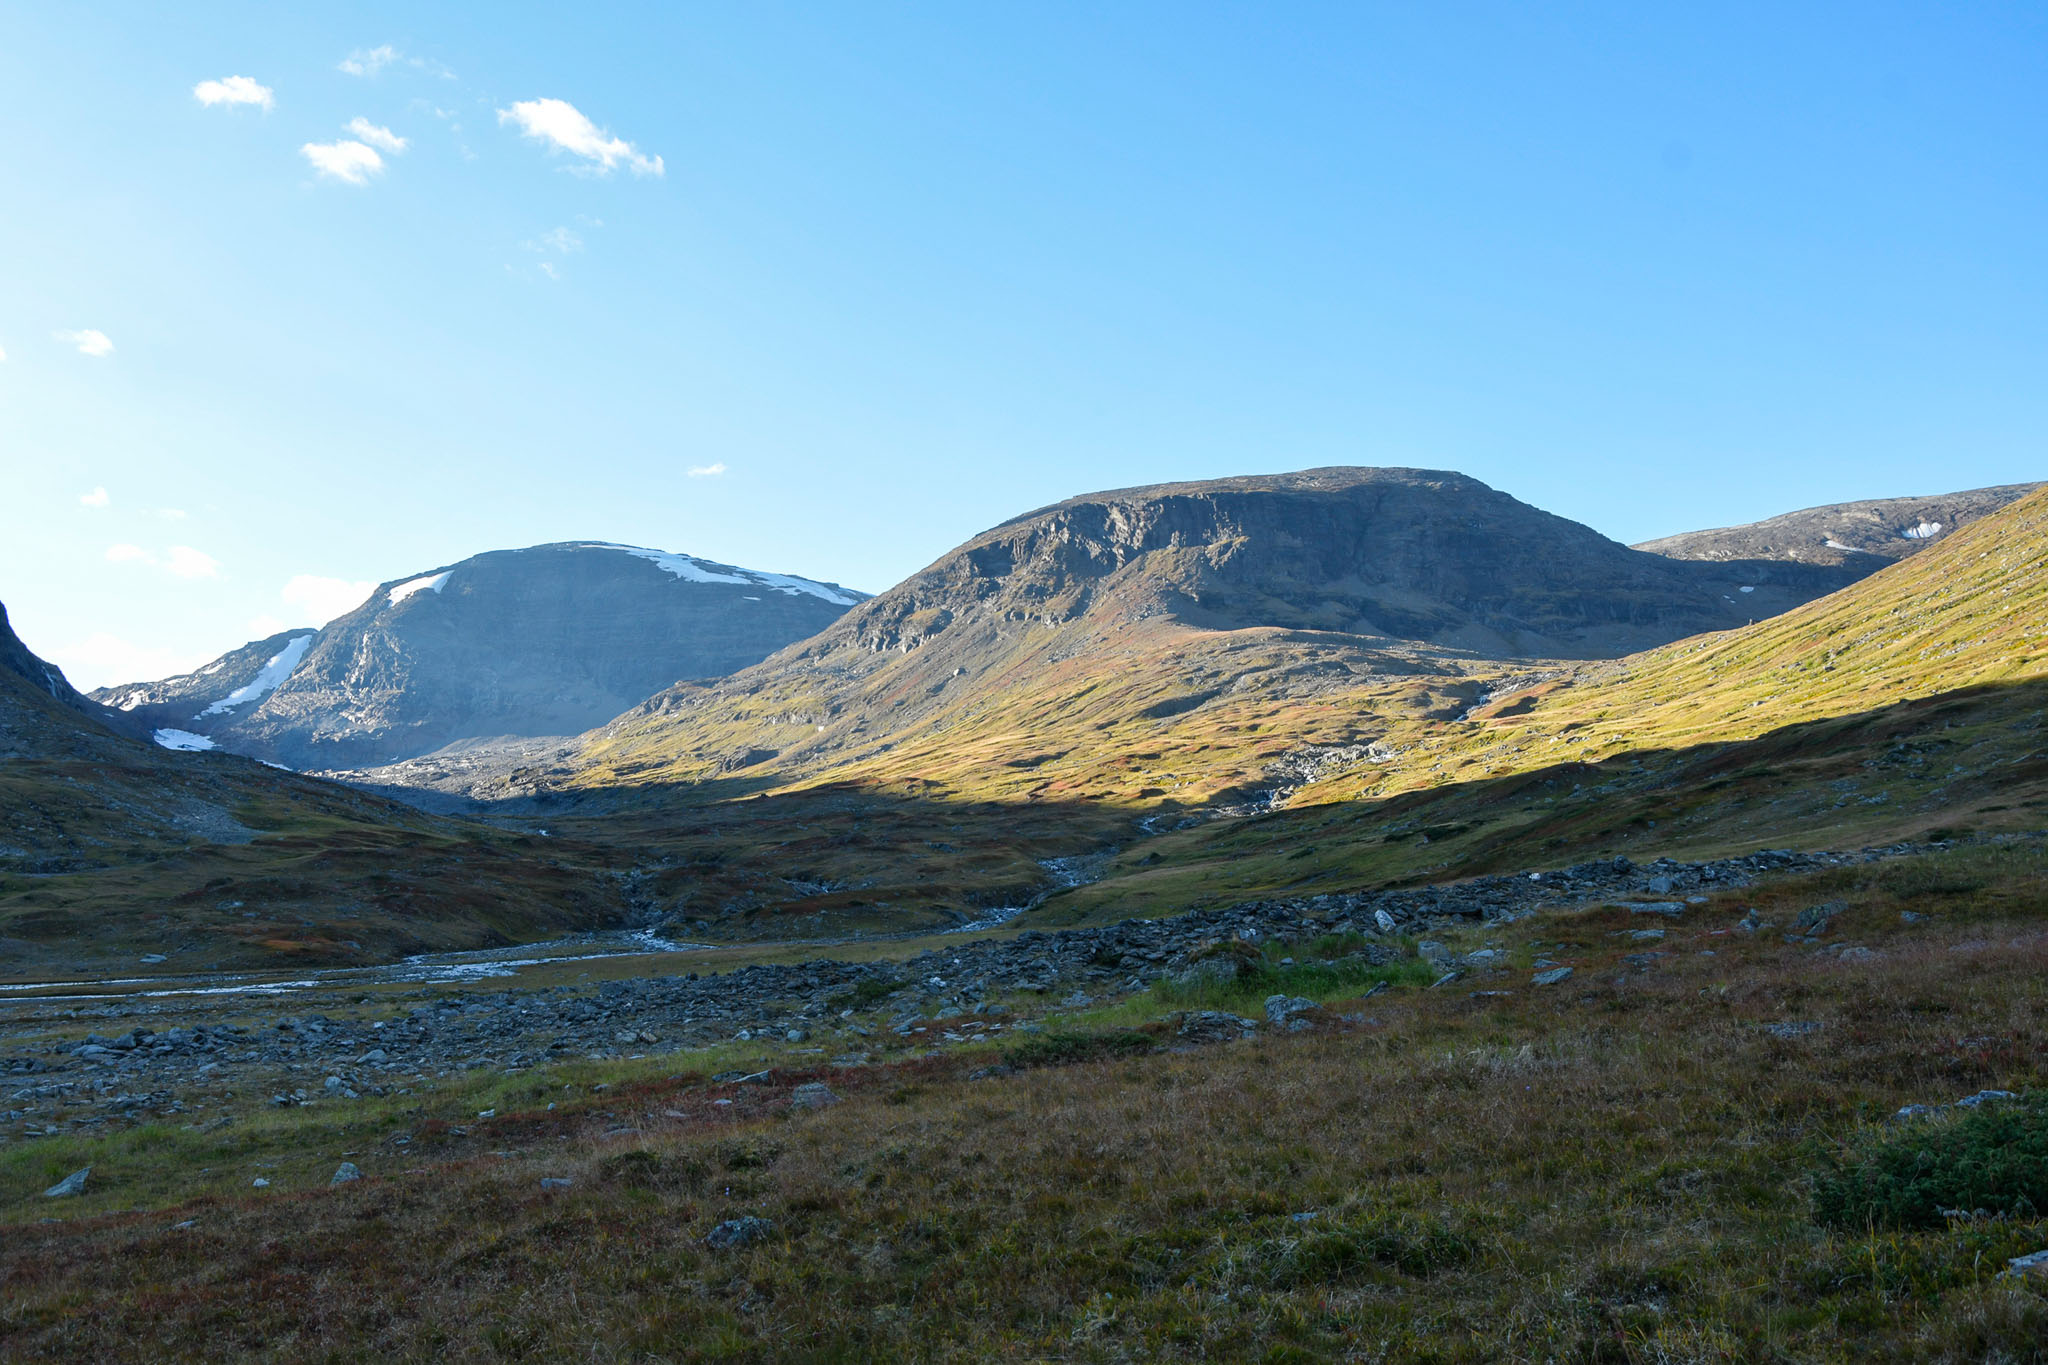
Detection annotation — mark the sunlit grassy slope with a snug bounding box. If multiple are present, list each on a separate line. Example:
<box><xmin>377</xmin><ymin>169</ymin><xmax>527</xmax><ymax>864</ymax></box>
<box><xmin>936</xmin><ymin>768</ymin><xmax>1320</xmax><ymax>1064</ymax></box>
<box><xmin>1046</xmin><ymin>484</ymin><xmax>2048</xmax><ymax>919</ymax></box>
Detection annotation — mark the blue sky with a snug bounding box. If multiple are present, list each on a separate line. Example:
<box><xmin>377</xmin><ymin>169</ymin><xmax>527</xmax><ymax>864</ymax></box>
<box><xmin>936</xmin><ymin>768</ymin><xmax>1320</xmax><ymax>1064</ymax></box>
<box><xmin>2</xmin><ymin>2</ymin><xmax>2042</xmax><ymax>689</ymax></box>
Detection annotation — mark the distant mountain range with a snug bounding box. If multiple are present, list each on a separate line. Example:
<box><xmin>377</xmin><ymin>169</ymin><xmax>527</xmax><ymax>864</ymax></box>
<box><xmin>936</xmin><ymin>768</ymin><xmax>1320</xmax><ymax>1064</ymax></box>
<box><xmin>94</xmin><ymin>542</ymin><xmax>867</xmax><ymax>771</ymax></box>
<box><xmin>1633</xmin><ymin>483</ymin><xmax>2040</xmax><ymax>567</ymax></box>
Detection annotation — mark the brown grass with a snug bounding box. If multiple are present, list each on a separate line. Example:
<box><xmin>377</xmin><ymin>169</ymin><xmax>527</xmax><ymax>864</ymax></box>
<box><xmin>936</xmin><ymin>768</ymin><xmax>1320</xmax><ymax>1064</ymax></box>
<box><xmin>3</xmin><ymin>844</ymin><xmax>2046</xmax><ymax>1361</ymax></box>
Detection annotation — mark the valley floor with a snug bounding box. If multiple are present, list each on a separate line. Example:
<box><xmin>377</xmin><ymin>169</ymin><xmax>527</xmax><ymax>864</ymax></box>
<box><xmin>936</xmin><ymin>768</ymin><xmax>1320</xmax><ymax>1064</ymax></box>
<box><xmin>3</xmin><ymin>839</ymin><xmax>2046</xmax><ymax>1361</ymax></box>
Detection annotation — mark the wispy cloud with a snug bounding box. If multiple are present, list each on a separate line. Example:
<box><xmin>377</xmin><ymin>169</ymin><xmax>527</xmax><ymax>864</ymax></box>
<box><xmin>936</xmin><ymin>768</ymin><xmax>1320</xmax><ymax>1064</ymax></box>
<box><xmin>498</xmin><ymin>98</ymin><xmax>663</xmax><ymax>176</ymax></box>
<box><xmin>345</xmin><ymin>118</ymin><xmax>408</xmax><ymax>154</ymax></box>
<box><xmin>80</xmin><ymin>486</ymin><xmax>110</xmax><ymax>509</ymax></box>
<box><xmin>339</xmin><ymin>45</ymin><xmax>454</xmax><ymax>80</ymax></box>
<box><xmin>164</xmin><ymin>547</ymin><xmax>221</xmax><ymax>579</ymax></box>
<box><xmin>44</xmin><ymin>632</ymin><xmax>211</xmax><ymax>691</ymax></box>
<box><xmin>105</xmin><ymin>544</ymin><xmax>223</xmax><ymax>579</ymax></box>
<box><xmin>56</xmin><ymin>329</ymin><xmax>114</xmax><ymax>357</ymax></box>
<box><xmin>301</xmin><ymin>140</ymin><xmax>384</xmax><ymax>185</ymax></box>
<box><xmin>688</xmin><ymin>463</ymin><xmax>728</xmax><ymax>478</ymax></box>
<box><xmin>282</xmin><ymin>574</ymin><xmax>374</xmax><ymax>625</ymax></box>
<box><xmin>538</xmin><ymin>226</ymin><xmax>582</xmax><ymax>253</ymax></box>
<box><xmin>337</xmin><ymin>44</ymin><xmax>399</xmax><ymax>77</ymax></box>
<box><xmin>193</xmin><ymin>75</ymin><xmax>274</xmax><ymax>112</ymax></box>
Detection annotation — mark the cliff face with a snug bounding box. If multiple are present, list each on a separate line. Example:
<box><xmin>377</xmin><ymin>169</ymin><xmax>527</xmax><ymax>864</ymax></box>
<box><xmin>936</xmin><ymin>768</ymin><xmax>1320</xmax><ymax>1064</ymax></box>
<box><xmin>97</xmin><ymin>542</ymin><xmax>867</xmax><ymax>771</ymax></box>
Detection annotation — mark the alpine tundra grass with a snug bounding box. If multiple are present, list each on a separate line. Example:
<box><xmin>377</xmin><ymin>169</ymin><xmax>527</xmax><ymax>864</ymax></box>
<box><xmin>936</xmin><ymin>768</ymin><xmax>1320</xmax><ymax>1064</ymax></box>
<box><xmin>3</xmin><ymin>840</ymin><xmax>2045</xmax><ymax>1361</ymax></box>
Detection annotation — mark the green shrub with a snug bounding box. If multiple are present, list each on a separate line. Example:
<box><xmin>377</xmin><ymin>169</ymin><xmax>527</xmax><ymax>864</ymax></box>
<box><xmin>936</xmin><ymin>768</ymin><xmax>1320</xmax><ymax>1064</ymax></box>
<box><xmin>1813</xmin><ymin>1094</ymin><xmax>2048</xmax><ymax>1229</ymax></box>
<box><xmin>1258</xmin><ymin>1212</ymin><xmax>1476</xmax><ymax>1286</ymax></box>
<box><xmin>1003</xmin><ymin>1029</ymin><xmax>1154</xmax><ymax>1069</ymax></box>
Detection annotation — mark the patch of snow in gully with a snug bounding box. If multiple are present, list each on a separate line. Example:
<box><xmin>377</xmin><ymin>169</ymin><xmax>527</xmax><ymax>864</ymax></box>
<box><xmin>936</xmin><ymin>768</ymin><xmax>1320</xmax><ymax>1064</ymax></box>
<box><xmin>387</xmin><ymin>572</ymin><xmax>452</xmax><ymax>604</ymax></box>
<box><xmin>153</xmin><ymin>729</ymin><xmax>216</xmax><ymax>751</ymax></box>
<box><xmin>584</xmin><ymin>543</ymin><xmax>859</xmax><ymax>606</ymax></box>
<box><xmin>1901</xmin><ymin>522</ymin><xmax>1943</xmax><ymax>541</ymax></box>
<box><xmin>200</xmin><ymin>635</ymin><xmax>313</xmax><ymax>716</ymax></box>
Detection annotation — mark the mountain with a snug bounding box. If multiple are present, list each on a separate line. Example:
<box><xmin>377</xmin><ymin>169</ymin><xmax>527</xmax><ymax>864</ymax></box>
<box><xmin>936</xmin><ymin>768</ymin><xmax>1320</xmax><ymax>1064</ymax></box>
<box><xmin>1048</xmin><ymin>482</ymin><xmax>2048</xmax><ymax>921</ymax></box>
<box><xmin>1634</xmin><ymin>483</ymin><xmax>2039</xmax><ymax>568</ymax></box>
<box><xmin>2</xmin><ymin>599</ymin><xmax>629</xmax><ymax>972</ymax></box>
<box><xmin>96</xmin><ymin>542</ymin><xmax>868</xmax><ymax>771</ymax></box>
<box><xmin>0</xmin><ymin>601</ymin><xmax>150</xmax><ymax>750</ymax></box>
<box><xmin>558</xmin><ymin>468</ymin><xmax>1867</xmax><ymax>800</ymax></box>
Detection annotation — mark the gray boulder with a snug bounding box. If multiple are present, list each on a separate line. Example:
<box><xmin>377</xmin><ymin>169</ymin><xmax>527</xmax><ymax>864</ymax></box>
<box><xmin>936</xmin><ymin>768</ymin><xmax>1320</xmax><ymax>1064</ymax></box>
<box><xmin>330</xmin><ymin>1162</ymin><xmax>362</xmax><ymax>1186</ymax></box>
<box><xmin>1177</xmin><ymin>1011</ymin><xmax>1258</xmax><ymax>1044</ymax></box>
<box><xmin>790</xmin><ymin>1082</ymin><xmax>841</xmax><ymax>1110</ymax></box>
<box><xmin>1263</xmin><ymin>995</ymin><xmax>1322</xmax><ymax>1031</ymax></box>
<box><xmin>705</xmin><ymin>1216</ymin><xmax>775</xmax><ymax>1250</ymax></box>
<box><xmin>43</xmin><ymin>1167</ymin><xmax>89</xmax><ymax>1198</ymax></box>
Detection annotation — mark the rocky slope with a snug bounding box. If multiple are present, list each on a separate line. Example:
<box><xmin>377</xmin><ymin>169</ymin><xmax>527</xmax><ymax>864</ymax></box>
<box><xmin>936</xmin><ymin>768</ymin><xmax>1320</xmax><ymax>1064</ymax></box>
<box><xmin>1634</xmin><ymin>483</ymin><xmax>2039</xmax><ymax>568</ymax></box>
<box><xmin>556</xmin><ymin>468</ymin><xmax>1865</xmax><ymax>801</ymax></box>
<box><xmin>98</xmin><ymin>542</ymin><xmax>868</xmax><ymax>771</ymax></box>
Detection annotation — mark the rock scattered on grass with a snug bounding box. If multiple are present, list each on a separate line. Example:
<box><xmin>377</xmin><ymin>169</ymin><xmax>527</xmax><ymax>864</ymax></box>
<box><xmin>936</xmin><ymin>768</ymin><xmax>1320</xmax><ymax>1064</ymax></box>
<box><xmin>330</xmin><ymin>1162</ymin><xmax>361</xmax><ymax>1186</ymax></box>
<box><xmin>1530</xmin><ymin>967</ymin><xmax>1573</xmax><ymax>987</ymax></box>
<box><xmin>705</xmin><ymin>1216</ymin><xmax>774</xmax><ymax>1250</ymax></box>
<box><xmin>790</xmin><ymin>1082</ymin><xmax>840</xmax><ymax>1110</ymax></box>
<box><xmin>1263</xmin><ymin>995</ymin><xmax>1321</xmax><ymax>1031</ymax></box>
<box><xmin>42</xmin><ymin>1167</ymin><xmax>89</xmax><ymax>1199</ymax></box>
<box><xmin>1177</xmin><ymin>1011</ymin><xmax>1257</xmax><ymax>1044</ymax></box>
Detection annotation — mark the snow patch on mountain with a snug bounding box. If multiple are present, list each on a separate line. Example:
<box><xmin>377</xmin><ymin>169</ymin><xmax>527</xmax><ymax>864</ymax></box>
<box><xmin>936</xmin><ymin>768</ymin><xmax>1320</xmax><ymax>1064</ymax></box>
<box><xmin>200</xmin><ymin>635</ymin><xmax>313</xmax><ymax>717</ymax></box>
<box><xmin>153</xmin><ymin>728</ymin><xmax>216</xmax><ymax>752</ymax></box>
<box><xmin>584</xmin><ymin>544</ymin><xmax>859</xmax><ymax>606</ymax></box>
<box><xmin>1901</xmin><ymin>521</ymin><xmax>1944</xmax><ymax>540</ymax></box>
<box><xmin>388</xmin><ymin>572</ymin><xmax>452</xmax><ymax>605</ymax></box>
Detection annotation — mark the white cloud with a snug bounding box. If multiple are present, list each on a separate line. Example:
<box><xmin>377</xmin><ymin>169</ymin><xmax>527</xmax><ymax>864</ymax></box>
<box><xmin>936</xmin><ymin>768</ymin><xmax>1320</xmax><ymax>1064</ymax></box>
<box><xmin>538</xmin><ymin>226</ymin><xmax>582</xmax><ymax>253</ymax></box>
<box><xmin>105</xmin><ymin>544</ymin><xmax>224</xmax><ymax>579</ymax></box>
<box><xmin>301</xmin><ymin>140</ymin><xmax>384</xmax><ymax>185</ymax></box>
<box><xmin>537</xmin><ymin>261</ymin><xmax>560</xmax><ymax>281</ymax></box>
<box><xmin>282</xmin><ymin>574</ymin><xmax>374</xmax><ymax>626</ymax></box>
<box><xmin>42</xmin><ymin>632</ymin><xmax>210</xmax><ymax>691</ymax></box>
<box><xmin>80</xmin><ymin>486</ymin><xmax>111</xmax><ymax>508</ymax></box>
<box><xmin>193</xmin><ymin>75</ymin><xmax>274</xmax><ymax>112</ymax></box>
<box><xmin>338</xmin><ymin>44</ymin><xmax>398</xmax><ymax>77</ymax></box>
<box><xmin>56</xmin><ymin>329</ymin><xmax>114</xmax><ymax>357</ymax></box>
<box><xmin>688</xmin><ymin>462</ymin><xmax>727</xmax><ymax>478</ymax></box>
<box><xmin>166</xmin><ymin>546</ymin><xmax>223</xmax><ymax>579</ymax></box>
<box><xmin>498</xmin><ymin>98</ymin><xmax>663</xmax><ymax>176</ymax></box>
<box><xmin>345</xmin><ymin>117</ymin><xmax>407</xmax><ymax>154</ymax></box>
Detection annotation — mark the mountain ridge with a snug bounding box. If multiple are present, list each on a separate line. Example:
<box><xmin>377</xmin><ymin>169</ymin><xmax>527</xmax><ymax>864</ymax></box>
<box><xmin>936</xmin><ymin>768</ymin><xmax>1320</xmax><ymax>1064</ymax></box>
<box><xmin>96</xmin><ymin>541</ymin><xmax>869</xmax><ymax>771</ymax></box>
